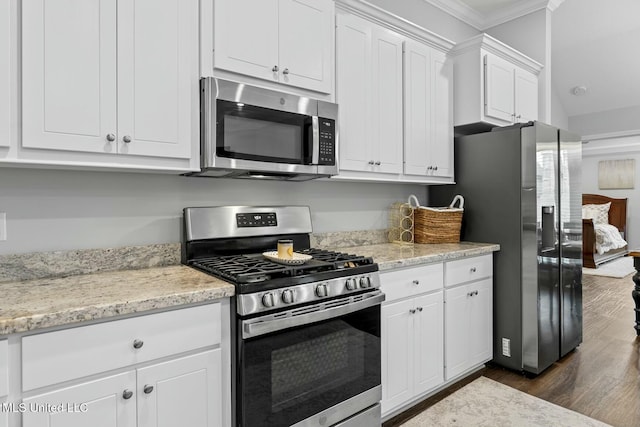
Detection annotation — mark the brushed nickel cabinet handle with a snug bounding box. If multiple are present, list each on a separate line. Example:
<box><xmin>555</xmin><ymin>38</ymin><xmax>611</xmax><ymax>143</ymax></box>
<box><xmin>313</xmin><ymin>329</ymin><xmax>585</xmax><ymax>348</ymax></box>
<box><xmin>133</xmin><ymin>339</ymin><xmax>144</xmax><ymax>349</ymax></box>
<box><xmin>106</xmin><ymin>133</ymin><xmax>116</xmax><ymax>142</ymax></box>
<box><xmin>122</xmin><ymin>390</ymin><xmax>133</xmax><ymax>400</ymax></box>
<box><xmin>143</xmin><ymin>385</ymin><xmax>154</xmax><ymax>394</ymax></box>
<box><xmin>123</xmin><ymin>135</ymin><xmax>132</xmax><ymax>143</ymax></box>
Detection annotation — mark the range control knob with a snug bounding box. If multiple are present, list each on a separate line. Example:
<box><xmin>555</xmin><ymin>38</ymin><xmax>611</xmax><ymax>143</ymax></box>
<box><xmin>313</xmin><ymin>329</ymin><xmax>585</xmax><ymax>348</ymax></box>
<box><xmin>281</xmin><ymin>289</ymin><xmax>295</xmax><ymax>304</ymax></box>
<box><xmin>315</xmin><ymin>283</ymin><xmax>329</xmax><ymax>298</ymax></box>
<box><xmin>359</xmin><ymin>276</ymin><xmax>371</xmax><ymax>289</ymax></box>
<box><xmin>262</xmin><ymin>292</ymin><xmax>276</xmax><ymax>308</ymax></box>
<box><xmin>345</xmin><ymin>278</ymin><xmax>358</xmax><ymax>291</ymax></box>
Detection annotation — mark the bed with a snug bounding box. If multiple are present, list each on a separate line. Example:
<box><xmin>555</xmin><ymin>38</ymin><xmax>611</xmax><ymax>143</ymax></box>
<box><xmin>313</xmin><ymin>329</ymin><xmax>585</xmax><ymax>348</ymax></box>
<box><xmin>582</xmin><ymin>194</ymin><xmax>628</xmax><ymax>269</ymax></box>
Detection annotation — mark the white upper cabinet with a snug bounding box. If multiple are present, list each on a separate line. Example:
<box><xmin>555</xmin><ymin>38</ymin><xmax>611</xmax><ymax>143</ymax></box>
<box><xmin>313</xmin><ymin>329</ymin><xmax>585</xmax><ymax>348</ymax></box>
<box><xmin>0</xmin><ymin>0</ymin><xmax>10</xmax><ymax>148</ymax></box>
<box><xmin>452</xmin><ymin>33</ymin><xmax>542</xmax><ymax>128</ymax></box>
<box><xmin>214</xmin><ymin>0</ymin><xmax>334</xmax><ymax>94</ymax></box>
<box><xmin>22</xmin><ymin>0</ymin><xmax>198</xmax><ymax>161</ymax></box>
<box><xmin>404</xmin><ymin>40</ymin><xmax>453</xmax><ymax>178</ymax></box>
<box><xmin>336</xmin><ymin>12</ymin><xmax>403</xmax><ymax>175</ymax></box>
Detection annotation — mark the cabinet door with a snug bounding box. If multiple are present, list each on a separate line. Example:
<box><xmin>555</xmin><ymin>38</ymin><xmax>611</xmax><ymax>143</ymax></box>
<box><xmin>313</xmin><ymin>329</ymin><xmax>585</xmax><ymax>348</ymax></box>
<box><xmin>23</xmin><ymin>371</ymin><xmax>137</xmax><ymax>427</ymax></box>
<box><xmin>336</xmin><ymin>13</ymin><xmax>373</xmax><ymax>172</ymax></box>
<box><xmin>278</xmin><ymin>0</ymin><xmax>333</xmax><ymax>93</ymax></box>
<box><xmin>381</xmin><ymin>299</ymin><xmax>414</xmax><ymax>414</ymax></box>
<box><xmin>371</xmin><ymin>27</ymin><xmax>403</xmax><ymax>174</ymax></box>
<box><xmin>22</xmin><ymin>0</ymin><xmax>117</xmax><ymax>153</ymax></box>
<box><xmin>430</xmin><ymin>51</ymin><xmax>453</xmax><ymax>178</ymax></box>
<box><xmin>137</xmin><ymin>350</ymin><xmax>221</xmax><ymax>427</ymax></box>
<box><xmin>444</xmin><ymin>284</ymin><xmax>471</xmax><ymax>380</ymax></box>
<box><xmin>515</xmin><ymin>68</ymin><xmax>538</xmax><ymax>123</ymax></box>
<box><xmin>117</xmin><ymin>0</ymin><xmax>196</xmax><ymax>159</ymax></box>
<box><xmin>0</xmin><ymin>0</ymin><xmax>9</xmax><ymax>148</ymax></box>
<box><xmin>403</xmin><ymin>40</ymin><xmax>431</xmax><ymax>176</ymax></box>
<box><xmin>213</xmin><ymin>0</ymin><xmax>279</xmax><ymax>82</ymax></box>
<box><xmin>413</xmin><ymin>291</ymin><xmax>444</xmax><ymax>395</ymax></box>
<box><xmin>467</xmin><ymin>279</ymin><xmax>493</xmax><ymax>366</ymax></box>
<box><xmin>484</xmin><ymin>54</ymin><xmax>515</xmax><ymax>123</ymax></box>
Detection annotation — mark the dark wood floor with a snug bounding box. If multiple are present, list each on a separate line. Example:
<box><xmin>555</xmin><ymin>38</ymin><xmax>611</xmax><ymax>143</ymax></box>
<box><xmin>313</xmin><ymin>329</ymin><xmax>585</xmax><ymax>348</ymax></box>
<box><xmin>385</xmin><ymin>271</ymin><xmax>640</xmax><ymax>427</ymax></box>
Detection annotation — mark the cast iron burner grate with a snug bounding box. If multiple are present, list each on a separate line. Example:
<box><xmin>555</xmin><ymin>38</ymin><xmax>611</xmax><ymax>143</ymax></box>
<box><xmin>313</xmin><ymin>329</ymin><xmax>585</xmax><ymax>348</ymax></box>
<box><xmin>191</xmin><ymin>248</ymin><xmax>373</xmax><ymax>284</ymax></box>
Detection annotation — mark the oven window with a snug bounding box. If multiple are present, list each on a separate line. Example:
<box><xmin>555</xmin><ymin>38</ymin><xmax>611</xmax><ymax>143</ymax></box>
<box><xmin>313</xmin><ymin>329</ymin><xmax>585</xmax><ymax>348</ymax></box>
<box><xmin>238</xmin><ymin>305</ymin><xmax>380</xmax><ymax>427</ymax></box>
<box><xmin>216</xmin><ymin>100</ymin><xmax>311</xmax><ymax>164</ymax></box>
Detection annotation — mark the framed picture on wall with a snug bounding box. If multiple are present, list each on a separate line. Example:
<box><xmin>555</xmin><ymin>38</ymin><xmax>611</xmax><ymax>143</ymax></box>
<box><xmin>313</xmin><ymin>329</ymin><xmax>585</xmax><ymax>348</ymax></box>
<box><xmin>598</xmin><ymin>159</ymin><xmax>635</xmax><ymax>189</ymax></box>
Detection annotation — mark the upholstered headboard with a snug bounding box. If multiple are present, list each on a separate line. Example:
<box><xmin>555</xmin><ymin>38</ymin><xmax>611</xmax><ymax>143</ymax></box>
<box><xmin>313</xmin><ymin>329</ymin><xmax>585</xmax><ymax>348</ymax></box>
<box><xmin>582</xmin><ymin>194</ymin><xmax>627</xmax><ymax>234</ymax></box>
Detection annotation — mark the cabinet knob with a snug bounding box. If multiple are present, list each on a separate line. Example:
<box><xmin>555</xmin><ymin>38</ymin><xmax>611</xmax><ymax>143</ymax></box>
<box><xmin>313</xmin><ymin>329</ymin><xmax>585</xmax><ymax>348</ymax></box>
<box><xmin>368</xmin><ymin>160</ymin><xmax>375</xmax><ymax>165</ymax></box>
<box><xmin>433</xmin><ymin>166</ymin><xmax>438</xmax><ymax>171</ymax></box>
<box><xmin>417</xmin><ymin>307</ymin><xmax>423</xmax><ymax>312</ymax></box>
<box><xmin>427</xmin><ymin>166</ymin><xmax>432</xmax><ymax>170</ymax></box>
<box><xmin>122</xmin><ymin>389</ymin><xmax>133</xmax><ymax>400</ymax></box>
<box><xmin>282</xmin><ymin>68</ymin><xmax>289</xmax><ymax>75</ymax></box>
<box><xmin>106</xmin><ymin>133</ymin><xmax>116</xmax><ymax>142</ymax></box>
<box><xmin>143</xmin><ymin>385</ymin><xmax>154</xmax><ymax>394</ymax></box>
<box><xmin>375</xmin><ymin>161</ymin><xmax>381</xmax><ymax>165</ymax></box>
<box><xmin>272</xmin><ymin>65</ymin><xmax>279</xmax><ymax>72</ymax></box>
<box><xmin>470</xmin><ymin>267</ymin><xmax>477</xmax><ymax>273</ymax></box>
<box><xmin>409</xmin><ymin>309</ymin><xmax>416</xmax><ymax>314</ymax></box>
<box><xmin>123</xmin><ymin>135</ymin><xmax>132</xmax><ymax>143</ymax></box>
<box><xmin>516</xmin><ymin>114</ymin><xmax>522</xmax><ymax>120</ymax></box>
<box><xmin>412</xmin><ymin>280</ymin><xmax>420</xmax><ymax>285</ymax></box>
<box><xmin>133</xmin><ymin>339</ymin><xmax>144</xmax><ymax>349</ymax></box>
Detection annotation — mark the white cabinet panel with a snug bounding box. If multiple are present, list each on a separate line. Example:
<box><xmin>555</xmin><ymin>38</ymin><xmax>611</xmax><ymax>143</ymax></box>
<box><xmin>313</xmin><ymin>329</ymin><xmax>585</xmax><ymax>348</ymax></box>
<box><xmin>22</xmin><ymin>0</ymin><xmax>117</xmax><ymax>153</ymax></box>
<box><xmin>515</xmin><ymin>68</ymin><xmax>539</xmax><ymax>123</ymax></box>
<box><xmin>0</xmin><ymin>0</ymin><xmax>10</xmax><ymax>148</ymax></box>
<box><xmin>0</xmin><ymin>340</ymin><xmax>7</xmax><ymax>398</ymax></box>
<box><xmin>445</xmin><ymin>254</ymin><xmax>492</xmax><ymax>287</ymax></box>
<box><xmin>117</xmin><ymin>0</ymin><xmax>196</xmax><ymax>159</ymax></box>
<box><xmin>413</xmin><ymin>292</ymin><xmax>444</xmax><ymax>395</ymax></box>
<box><xmin>213</xmin><ymin>0</ymin><xmax>333</xmax><ymax>93</ymax></box>
<box><xmin>381</xmin><ymin>299</ymin><xmax>413</xmax><ymax>413</ymax></box>
<box><xmin>336</xmin><ymin>13</ymin><xmax>402</xmax><ymax>175</ymax></box>
<box><xmin>485</xmin><ymin>54</ymin><xmax>515</xmax><ymax>123</ymax></box>
<box><xmin>23</xmin><ymin>371</ymin><xmax>137</xmax><ymax>427</ymax></box>
<box><xmin>380</xmin><ymin>263</ymin><xmax>443</xmax><ymax>301</ymax></box>
<box><xmin>404</xmin><ymin>41</ymin><xmax>453</xmax><ymax>178</ymax></box>
<box><xmin>213</xmin><ymin>0</ymin><xmax>278</xmax><ymax>81</ymax></box>
<box><xmin>278</xmin><ymin>0</ymin><xmax>332</xmax><ymax>93</ymax></box>
<box><xmin>137</xmin><ymin>350</ymin><xmax>221</xmax><ymax>427</ymax></box>
<box><xmin>336</xmin><ymin>13</ymin><xmax>372</xmax><ymax>172</ymax></box>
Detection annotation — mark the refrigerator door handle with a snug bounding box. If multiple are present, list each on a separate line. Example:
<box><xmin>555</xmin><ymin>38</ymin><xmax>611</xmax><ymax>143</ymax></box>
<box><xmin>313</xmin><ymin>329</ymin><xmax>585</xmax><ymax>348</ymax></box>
<box><xmin>541</xmin><ymin>205</ymin><xmax>556</xmax><ymax>251</ymax></box>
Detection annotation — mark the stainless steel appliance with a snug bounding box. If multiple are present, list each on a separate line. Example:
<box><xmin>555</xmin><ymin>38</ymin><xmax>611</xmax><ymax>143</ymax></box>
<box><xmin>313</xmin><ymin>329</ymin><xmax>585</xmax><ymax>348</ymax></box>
<box><xmin>182</xmin><ymin>206</ymin><xmax>383</xmax><ymax>426</ymax></box>
<box><xmin>193</xmin><ymin>78</ymin><xmax>338</xmax><ymax>181</ymax></box>
<box><xmin>431</xmin><ymin>121</ymin><xmax>582</xmax><ymax>375</ymax></box>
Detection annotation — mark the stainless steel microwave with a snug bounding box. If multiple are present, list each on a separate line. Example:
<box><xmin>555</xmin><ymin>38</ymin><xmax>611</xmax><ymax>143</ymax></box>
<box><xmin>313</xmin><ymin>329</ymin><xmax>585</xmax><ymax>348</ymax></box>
<box><xmin>193</xmin><ymin>77</ymin><xmax>338</xmax><ymax>181</ymax></box>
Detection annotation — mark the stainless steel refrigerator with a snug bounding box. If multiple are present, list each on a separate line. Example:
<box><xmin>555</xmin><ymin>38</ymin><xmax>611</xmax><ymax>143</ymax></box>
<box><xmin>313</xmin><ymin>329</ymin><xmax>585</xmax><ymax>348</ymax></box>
<box><xmin>431</xmin><ymin>121</ymin><xmax>582</xmax><ymax>374</ymax></box>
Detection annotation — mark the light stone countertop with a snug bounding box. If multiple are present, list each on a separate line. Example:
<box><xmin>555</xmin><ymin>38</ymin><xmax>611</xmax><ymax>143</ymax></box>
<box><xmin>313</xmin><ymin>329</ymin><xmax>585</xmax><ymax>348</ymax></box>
<box><xmin>338</xmin><ymin>242</ymin><xmax>500</xmax><ymax>271</ymax></box>
<box><xmin>0</xmin><ymin>240</ymin><xmax>498</xmax><ymax>336</ymax></box>
<box><xmin>0</xmin><ymin>265</ymin><xmax>234</xmax><ymax>335</ymax></box>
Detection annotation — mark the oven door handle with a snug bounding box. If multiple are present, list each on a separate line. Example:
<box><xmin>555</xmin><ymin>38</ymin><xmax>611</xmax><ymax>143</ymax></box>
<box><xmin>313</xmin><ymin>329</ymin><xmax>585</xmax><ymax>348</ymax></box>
<box><xmin>242</xmin><ymin>292</ymin><xmax>385</xmax><ymax>339</ymax></box>
<box><xmin>311</xmin><ymin>116</ymin><xmax>320</xmax><ymax>165</ymax></box>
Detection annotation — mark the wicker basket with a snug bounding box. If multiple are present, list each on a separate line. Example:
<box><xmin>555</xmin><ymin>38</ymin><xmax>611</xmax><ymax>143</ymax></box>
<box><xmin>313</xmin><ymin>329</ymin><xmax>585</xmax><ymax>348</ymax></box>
<box><xmin>413</xmin><ymin>195</ymin><xmax>464</xmax><ymax>244</ymax></box>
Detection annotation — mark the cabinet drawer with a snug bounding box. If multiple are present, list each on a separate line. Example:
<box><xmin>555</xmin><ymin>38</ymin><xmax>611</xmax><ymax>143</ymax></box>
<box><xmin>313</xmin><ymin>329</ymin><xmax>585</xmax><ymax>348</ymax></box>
<box><xmin>380</xmin><ymin>263</ymin><xmax>443</xmax><ymax>302</ymax></box>
<box><xmin>0</xmin><ymin>340</ymin><xmax>7</xmax><ymax>398</ymax></box>
<box><xmin>445</xmin><ymin>254</ymin><xmax>492</xmax><ymax>287</ymax></box>
<box><xmin>22</xmin><ymin>303</ymin><xmax>221</xmax><ymax>391</ymax></box>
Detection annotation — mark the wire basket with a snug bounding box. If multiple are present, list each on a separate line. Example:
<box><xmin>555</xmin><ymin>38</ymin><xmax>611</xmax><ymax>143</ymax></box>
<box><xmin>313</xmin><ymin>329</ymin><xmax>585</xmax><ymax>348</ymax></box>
<box><xmin>413</xmin><ymin>195</ymin><xmax>464</xmax><ymax>244</ymax></box>
<box><xmin>388</xmin><ymin>201</ymin><xmax>414</xmax><ymax>244</ymax></box>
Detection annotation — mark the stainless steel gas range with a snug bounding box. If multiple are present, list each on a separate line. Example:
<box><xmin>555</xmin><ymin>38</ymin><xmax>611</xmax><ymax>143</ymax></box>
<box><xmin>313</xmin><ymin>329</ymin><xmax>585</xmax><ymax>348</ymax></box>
<box><xmin>181</xmin><ymin>206</ymin><xmax>383</xmax><ymax>427</ymax></box>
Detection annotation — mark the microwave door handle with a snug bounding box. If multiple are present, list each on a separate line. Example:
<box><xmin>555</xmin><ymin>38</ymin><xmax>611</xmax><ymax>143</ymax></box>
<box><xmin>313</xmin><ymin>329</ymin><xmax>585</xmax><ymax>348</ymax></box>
<box><xmin>311</xmin><ymin>116</ymin><xmax>320</xmax><ymax>165</ymax></box>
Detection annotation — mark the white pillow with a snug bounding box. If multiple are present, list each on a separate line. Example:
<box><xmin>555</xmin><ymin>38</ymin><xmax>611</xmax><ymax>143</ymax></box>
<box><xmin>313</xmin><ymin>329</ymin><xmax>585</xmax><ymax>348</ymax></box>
<box><xmin>582</xmin><ymin>202</ymin><xmax>611</xmax><ymax>224</ymax></box>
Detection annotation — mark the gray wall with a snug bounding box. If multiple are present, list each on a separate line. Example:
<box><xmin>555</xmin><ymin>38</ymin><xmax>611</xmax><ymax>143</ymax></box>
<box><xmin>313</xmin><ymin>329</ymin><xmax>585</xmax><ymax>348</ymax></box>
<box><xmin>0</xmin><ymin>168</ymin><xmax>427</xmax><ymax>255</ymax></box>
<box><xmin>569</xmin><ymin>106</ymin><xmax>640</xmax><ymax>137</ymax></box>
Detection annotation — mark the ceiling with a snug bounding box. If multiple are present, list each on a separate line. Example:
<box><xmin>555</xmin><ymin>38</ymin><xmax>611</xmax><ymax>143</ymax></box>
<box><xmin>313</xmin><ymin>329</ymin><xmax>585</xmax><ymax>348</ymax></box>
<box><xmin>427</xmin><ymin>0</ymin><xmax>640</xmax><ymax>118</ymax></box>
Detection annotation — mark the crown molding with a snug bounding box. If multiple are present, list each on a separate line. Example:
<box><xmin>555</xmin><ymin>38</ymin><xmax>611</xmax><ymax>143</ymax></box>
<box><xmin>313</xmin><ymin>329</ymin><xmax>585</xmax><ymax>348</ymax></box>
<box><xmin>336</xmin><ymin>0</ymin><xmax>455</xmax><ymax>51</ymax></box>
<box><xmin>451</xmin><ymin>33</ymin><xmax>543</xmax><ymax>74</ymax></box>
<box><xmin>423</xmin><ymin>0</ymin><xmax>564</xmax><ymax>31</ymax></box>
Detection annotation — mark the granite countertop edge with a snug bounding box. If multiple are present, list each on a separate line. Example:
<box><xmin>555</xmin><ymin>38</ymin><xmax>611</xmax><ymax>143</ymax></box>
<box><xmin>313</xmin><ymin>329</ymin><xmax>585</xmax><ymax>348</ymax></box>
<box><xmin>0</xmin><ymin>242</ymin><xmax>499</xmax><ymax>335</ymax></box>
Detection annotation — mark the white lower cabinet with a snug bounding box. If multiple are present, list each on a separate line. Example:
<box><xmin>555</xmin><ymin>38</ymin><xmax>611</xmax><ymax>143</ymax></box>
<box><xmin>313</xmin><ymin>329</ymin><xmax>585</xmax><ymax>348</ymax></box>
<box><xmin>380</xmin><ymin>263</ymin><xmax>444</xmax><ymax>416</ymax></box>
<box><xmin>380</xmin><ymin>254</ymin><xmax>494</xmax><ymax>419</ymax></box>
<box><xmin>20</xmin><ymin>303</ymin><xmax>227</xmax><ymax>427</ymax></box>
<box><xmin>23</xmin><ymin>371</ymin><xmax>138</xmax><ymax>427</ymax></box>
<box><xmin>137</xmin><ymin>350</ymin><xmax>221</xmax><ymax>427</ymax></box>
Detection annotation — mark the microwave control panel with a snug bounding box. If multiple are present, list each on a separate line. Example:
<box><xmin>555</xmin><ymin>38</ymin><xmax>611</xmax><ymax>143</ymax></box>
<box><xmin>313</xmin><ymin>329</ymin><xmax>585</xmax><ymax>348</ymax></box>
<box><xmin>236</xmin><ymin>213</ymin><xmax>277</xmax><ymax>228</ymax></box>
<box><xmin>318</xmin><ymin>118</ymin><xmax>335</xmax><ymax>165</ymax></box>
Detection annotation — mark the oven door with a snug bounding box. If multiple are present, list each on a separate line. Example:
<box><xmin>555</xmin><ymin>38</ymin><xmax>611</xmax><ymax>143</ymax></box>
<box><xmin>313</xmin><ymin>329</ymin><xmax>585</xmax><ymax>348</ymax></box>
<box><xmin>237</xmin><ymin>292</ymin><xmax>383</xmax><ymax>427</ymax></box>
